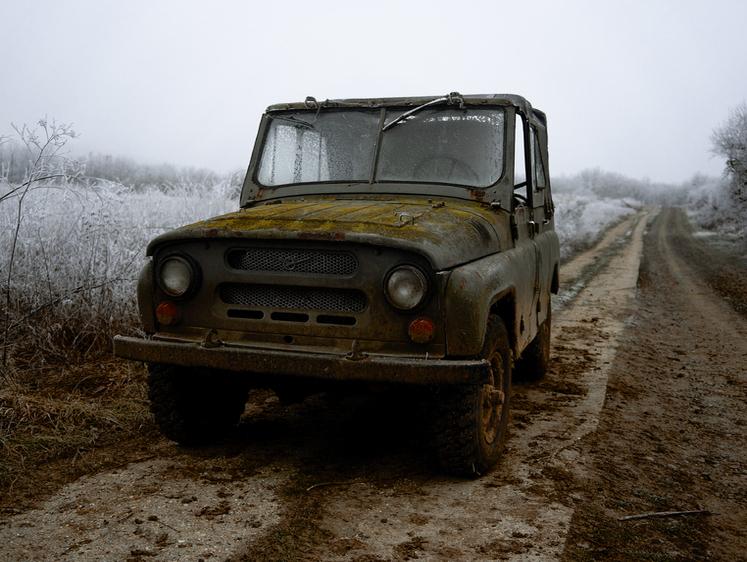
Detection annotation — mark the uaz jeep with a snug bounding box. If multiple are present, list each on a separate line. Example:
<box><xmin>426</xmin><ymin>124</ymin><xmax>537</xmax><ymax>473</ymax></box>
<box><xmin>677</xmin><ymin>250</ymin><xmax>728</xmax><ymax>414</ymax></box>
<box><xmin>114</xmin><ymin>93</ymin><xmax>560</xmax><ymax>476</ymax></box>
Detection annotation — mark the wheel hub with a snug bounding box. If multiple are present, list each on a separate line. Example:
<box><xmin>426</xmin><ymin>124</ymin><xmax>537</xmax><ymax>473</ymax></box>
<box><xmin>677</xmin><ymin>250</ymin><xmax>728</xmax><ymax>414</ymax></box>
<box><xmin>482</xmin><ymin>354</ymin><xmax>505</xmax><ymax>444</ymax></box>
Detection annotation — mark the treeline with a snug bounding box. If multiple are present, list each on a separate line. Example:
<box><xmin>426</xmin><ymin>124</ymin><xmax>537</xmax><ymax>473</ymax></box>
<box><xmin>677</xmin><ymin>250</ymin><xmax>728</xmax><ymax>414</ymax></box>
<box><xmin>0</xmin><ymin>140</ymin><xmax>243</xmax><ymax>196</ymax></box>
<box><xmin>82</xmin><ymin>153</ymin><xmax>233</xmax><ymax>191</ymax></box>
<box><xmin>554</xmin><ymin>165</ymin><xmax>745</xmax><ymax>238</ymax></box>
<box><xmin>552</xmin><ymin>167</ymin><xmax>691</xmax><ymax>206</ymax></box>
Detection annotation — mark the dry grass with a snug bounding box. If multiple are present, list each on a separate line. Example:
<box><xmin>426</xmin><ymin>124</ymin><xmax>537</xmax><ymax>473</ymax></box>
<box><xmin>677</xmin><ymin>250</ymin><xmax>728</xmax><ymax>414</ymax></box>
<box><xmin>0</xmin><ymin>359</ymin><xmax>152</xmax><ymax>489</ymax></box>
<box><xmin>0</xmin><ymin>179</ymin><xmax>232</xmax><ymax>495</ymax></box>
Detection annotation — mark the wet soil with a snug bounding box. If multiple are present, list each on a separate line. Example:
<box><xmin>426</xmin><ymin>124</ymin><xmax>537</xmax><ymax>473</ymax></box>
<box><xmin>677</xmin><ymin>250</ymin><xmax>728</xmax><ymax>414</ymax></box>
<box><xmin>1</xmin><ymin>206</ymin><xmax>746</xmax><ymax>561</ymax></box>
<box><xmin>561</xmin><ymin>207</ymin><xmax>747</xmax><ymax>562</ymax></box>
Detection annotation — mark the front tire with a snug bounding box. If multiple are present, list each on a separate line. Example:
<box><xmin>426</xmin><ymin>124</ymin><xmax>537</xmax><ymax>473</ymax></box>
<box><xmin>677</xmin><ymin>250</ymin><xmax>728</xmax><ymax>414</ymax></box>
<box><xmin>429</xmin><ymin>315</ymin><xmax>512</xmax><ymax>476</ymax></box>
<box><xmin>147</xmin><ymin>363</ymin><xmax>248</xmax><ymax>445</ymax></box>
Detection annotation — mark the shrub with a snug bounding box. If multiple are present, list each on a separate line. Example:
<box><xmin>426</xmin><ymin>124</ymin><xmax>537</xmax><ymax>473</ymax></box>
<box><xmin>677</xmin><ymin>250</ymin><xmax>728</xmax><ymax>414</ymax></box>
<box><xmin>552</xmin><ymin>192</ymin><xmax>641</xmax><ymax>259</ymax></box>
<box><xmin>707</xmin><ymin>102</ymin><xmax>747</xmax><ymax>233</ymax></box>
<box><xmin>1</xmin><ymin>120</ymin><xmax>237</xmax><ymax>383</ymax></box>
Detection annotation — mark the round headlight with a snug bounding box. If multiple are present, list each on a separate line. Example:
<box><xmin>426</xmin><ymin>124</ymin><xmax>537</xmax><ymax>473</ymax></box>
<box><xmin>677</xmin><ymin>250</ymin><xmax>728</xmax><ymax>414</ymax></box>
<box><xmin>384</xmin><ymin>265</ymin><xmax>429</xmax><ymax>310</ymax></box>
<box><xmin>157</xmin><ymin>254</ymin><xmax>199</xmax><ymax>298</ymax></box>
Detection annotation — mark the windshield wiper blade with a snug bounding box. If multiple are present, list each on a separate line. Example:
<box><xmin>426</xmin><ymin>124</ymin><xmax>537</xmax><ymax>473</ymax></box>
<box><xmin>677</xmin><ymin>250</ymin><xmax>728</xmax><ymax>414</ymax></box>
<box><xmin>270</xmin><ymin>115</ymin><xmax>315</xmax><ymax>129</ymax></box>
<box><xmin>382</xmin><ymin>92</ymin><xmax>465</xmax><ymax>131</ymax></box>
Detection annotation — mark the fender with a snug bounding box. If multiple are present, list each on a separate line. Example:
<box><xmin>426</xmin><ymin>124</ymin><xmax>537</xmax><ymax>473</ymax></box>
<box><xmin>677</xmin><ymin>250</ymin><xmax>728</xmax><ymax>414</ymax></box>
<box><xmin>137</xmin><ymin>259</ymin><xmax>157</xmax><ymax>333</ymax></box>
<box><xmin>443</xmin><ymin>239</ymin><xmax>539</xmax><ymax>357</ymax></box>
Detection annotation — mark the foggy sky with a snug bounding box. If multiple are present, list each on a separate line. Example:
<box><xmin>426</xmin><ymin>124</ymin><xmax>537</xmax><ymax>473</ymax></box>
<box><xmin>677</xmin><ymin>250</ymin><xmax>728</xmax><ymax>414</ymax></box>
<box><xmin>3</xmin><ymin>0</ymin><xmax>746</xmax><ymax>184</ymax></box>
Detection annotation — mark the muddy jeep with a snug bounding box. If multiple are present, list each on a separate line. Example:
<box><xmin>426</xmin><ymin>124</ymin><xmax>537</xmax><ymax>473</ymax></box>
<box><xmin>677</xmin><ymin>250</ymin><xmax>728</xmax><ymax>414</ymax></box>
<box><xmin>114</xmin><ymin>93</ymin><xmax>560</xmax><ymax>476</ymax></box>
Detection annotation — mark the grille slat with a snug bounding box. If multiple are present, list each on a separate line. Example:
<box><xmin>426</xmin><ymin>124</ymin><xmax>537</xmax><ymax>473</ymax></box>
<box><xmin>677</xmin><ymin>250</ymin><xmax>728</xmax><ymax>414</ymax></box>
<box><xmin>220</xmin><ymin>284</ymin><xmax>367</xmax><ymax>313</ymax></box>
<box><xmin>227</xmin><ymin>249</ymin><xmax>357</xmax><ymax>275</ymax></box>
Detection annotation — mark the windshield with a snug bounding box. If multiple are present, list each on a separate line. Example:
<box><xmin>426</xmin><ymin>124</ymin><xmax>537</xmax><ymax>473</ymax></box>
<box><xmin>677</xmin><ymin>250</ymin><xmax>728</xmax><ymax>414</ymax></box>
<box><xmin>256</xmin><ymin>106</ymin><xmax>505</xmax><ymax>189</ymax></box>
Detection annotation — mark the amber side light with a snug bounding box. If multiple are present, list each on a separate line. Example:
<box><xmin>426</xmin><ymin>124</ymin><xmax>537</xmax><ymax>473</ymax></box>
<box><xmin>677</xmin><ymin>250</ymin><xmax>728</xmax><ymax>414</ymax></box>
<box><xmin>156</xmin><ymin>301</ymin><xmax>180</xmax><ymax>326</ymax></box>
<box><xmin>408</xmin><ymin>317</ymin><xmax>435</xmax><ymax>343</ymax></box>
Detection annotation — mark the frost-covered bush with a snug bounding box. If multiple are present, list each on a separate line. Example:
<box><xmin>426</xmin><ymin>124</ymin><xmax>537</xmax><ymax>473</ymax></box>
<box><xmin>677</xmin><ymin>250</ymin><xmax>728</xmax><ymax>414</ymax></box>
<box><xmin>0</xmin><ymin>121</ymin><xmax>237</xmax><ymax>378</ymax></box>
<box><xmin>550</xmin><ymin>168</ymin><xmax>701</xmax><ymax>258</ymax></box>
<box><xmin>552</xmin><ymin>191</ymin><xmax>641</xmax><ymax>259</ymax></box>
<box><xmin>685</xmin><ymin>173</ymin><xmax>746</xmax><ymax>235</ymax></box>
<box><xmin>0</xmin><ymin>181</ymin><xmax>236</xmax><ymax>370</ymax></box>
<box><xmin>1</xmin><ymin>120</ymin><xmax>237</xmax><ymax>376</ymax></box>
<box><xmin>702</xmin><ymin>102</ymin><xmax>747</xmax><ymax>235</ymax></box>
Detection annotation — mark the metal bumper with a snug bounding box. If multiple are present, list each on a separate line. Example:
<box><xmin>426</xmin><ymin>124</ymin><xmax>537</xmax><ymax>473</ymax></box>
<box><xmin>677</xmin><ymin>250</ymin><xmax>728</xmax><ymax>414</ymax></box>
<box><xmin>113</xmin><ymin>335</ymin><xmax>491</xmax><ymax>386</ymax></box>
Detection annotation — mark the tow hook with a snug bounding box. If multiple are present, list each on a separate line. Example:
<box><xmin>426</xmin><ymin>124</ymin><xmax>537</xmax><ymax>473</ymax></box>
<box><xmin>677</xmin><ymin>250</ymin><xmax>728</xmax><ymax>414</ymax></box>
<box><xmin>201</xmin><ymin>329</ymin><xmax>224</xmax><ymax>349</ymax></box>
<box><xmin>346</xmin><ymin>339</ymin><xmax>368</xmax><ymax>361</ymax></box>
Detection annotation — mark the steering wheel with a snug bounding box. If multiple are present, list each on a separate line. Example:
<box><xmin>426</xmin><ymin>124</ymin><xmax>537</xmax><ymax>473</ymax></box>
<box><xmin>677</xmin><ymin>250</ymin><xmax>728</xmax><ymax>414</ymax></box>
<box><xmin>413</xmin><ymin>156</ymin><xmax>479</xmax><ymax>183</ymax></box>
<box><xmin>513</xmin><ymin>181</ymin><xmax>528</xmax><ymax>206</ymax></box>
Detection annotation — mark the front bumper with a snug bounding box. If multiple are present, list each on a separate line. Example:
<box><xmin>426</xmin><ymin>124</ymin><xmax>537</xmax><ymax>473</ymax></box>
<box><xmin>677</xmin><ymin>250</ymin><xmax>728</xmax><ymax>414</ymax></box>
<box><xmin>113</xmin><ymin>335</ymin><xmax>491</xmax><ymax>386</ymax></box>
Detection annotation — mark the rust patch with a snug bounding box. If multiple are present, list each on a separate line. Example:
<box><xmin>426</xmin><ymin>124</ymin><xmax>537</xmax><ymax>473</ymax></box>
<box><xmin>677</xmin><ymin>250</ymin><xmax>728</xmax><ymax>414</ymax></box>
<box><xmin>467</xmin><ymin>188</ymin><xmax>486</xmax><ymax>202</ymax></box>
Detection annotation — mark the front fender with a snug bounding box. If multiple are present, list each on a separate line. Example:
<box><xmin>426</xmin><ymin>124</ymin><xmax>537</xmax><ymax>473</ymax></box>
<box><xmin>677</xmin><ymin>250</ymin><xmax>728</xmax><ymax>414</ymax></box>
<box><xmin>443</xmin><ymin>246</ymin><xmax>537</xmax><ymax>357</ymax></box>
<box><xmin>136</xmin><ymin>259</ymin><xmax>157</xmax><ymax>333</ymax></box>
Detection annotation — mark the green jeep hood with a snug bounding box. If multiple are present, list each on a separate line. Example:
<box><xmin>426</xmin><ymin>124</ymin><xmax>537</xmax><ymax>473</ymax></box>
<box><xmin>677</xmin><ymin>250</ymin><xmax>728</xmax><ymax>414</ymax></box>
<box><xmin>147</xmin><ymin>198</ymin><xmax>504</xmax><ymax>269</ymax></box>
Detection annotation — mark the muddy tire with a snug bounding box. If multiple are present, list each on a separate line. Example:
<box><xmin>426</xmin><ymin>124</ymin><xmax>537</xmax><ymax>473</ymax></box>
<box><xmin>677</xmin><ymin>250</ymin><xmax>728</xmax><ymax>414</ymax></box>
<box><xmin>516</xmin><ymin>303</ymin><xmax>552</xmax><ymax>382</ymax></box>
<box><xmin>147</xmin><ymin>363</ymin><xmax>248</xmax><ymax>445</ymax></box>
<box><xmin>429</xmin><ymin>315</ymin><xmax>512</xmax><ymax>476</ymax></box>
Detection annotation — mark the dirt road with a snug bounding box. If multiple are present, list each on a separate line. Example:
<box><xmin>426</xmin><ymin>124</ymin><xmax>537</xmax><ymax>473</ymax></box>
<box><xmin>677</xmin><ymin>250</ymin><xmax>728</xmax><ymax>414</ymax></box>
<box><xmin>1</xmin><ymin>206</ymin><xmax>746</xmax><ymax>561</ymax></box>
<box><xmin>562</xmin><ymin>207</ymin><xmax>747</xmax><ymax>562</ymax></box>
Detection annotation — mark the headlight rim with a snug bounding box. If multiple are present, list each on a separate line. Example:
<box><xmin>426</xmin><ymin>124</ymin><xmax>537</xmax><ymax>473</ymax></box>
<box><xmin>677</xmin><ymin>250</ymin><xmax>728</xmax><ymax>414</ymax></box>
<box><xmin>156</xmin><ymin>252</ymin><xmax>202</xmax><ymax>300</ymax></box>
<box><xmin>382</xmin><ymin>263</ymin><xmax>431</xmax><ymax>311</ymax></box>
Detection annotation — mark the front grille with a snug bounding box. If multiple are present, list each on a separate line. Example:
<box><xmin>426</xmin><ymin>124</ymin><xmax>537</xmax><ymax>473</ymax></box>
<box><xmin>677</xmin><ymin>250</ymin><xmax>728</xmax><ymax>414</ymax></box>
<box><xmin>227</xmin><ymin>249</ymin><xmax>357</xmax><ymax>275</ymax></box>
<box><xmin>220</xmin><ymin>284</ymin><xmax>367</xmax><ymax>313</ymax></box>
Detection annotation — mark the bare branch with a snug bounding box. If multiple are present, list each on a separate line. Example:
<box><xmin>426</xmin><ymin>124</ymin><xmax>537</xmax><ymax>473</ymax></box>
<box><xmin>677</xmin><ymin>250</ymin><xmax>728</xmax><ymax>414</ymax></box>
<box><xmin>617</xmin><ymin>510</ymin><xmax>715</xmax><ymax>522</ymax></box>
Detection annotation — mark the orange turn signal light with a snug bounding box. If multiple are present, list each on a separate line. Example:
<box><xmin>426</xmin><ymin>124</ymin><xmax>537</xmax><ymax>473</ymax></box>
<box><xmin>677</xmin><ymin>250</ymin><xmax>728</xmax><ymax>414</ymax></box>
<box><xmin>156</xmin><ymin>301</ymin><xmax>179</xmax><ymax>326</ymax></box>
<box><xmin>408</xmin><ymin>317</ymin><xmax>435</xmax><ymax>343</ymax></box>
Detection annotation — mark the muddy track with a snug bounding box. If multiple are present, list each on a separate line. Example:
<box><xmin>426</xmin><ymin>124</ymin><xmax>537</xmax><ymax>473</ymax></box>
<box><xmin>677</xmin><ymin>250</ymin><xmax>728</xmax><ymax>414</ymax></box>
<box><xmin>2</xmin><ymin>206</ymin><xmax>746</xmax><ymax>561</ymax></box>
<box><xmin>562</xmin><ymin>207</ymin><xmax>747</xmax><ymax>561</ymax></box>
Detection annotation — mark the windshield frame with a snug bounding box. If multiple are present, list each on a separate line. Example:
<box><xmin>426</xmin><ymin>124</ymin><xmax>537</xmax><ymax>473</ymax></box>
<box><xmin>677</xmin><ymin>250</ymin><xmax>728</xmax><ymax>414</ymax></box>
<box><xmin>253</xmin><ymin>104</ymin><xmax>506</xmax><ymax>190</ymax></box>
<box><xmin>241</xmin><ymin>95</ymin><xmax>537</xmax><ymax>209</ymax></box>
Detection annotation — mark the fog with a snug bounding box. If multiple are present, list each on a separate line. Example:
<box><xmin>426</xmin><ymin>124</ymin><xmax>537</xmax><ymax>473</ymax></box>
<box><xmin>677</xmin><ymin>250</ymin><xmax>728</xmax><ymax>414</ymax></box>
<box><xmin>3</xmin><ymin>0</ymin><xmax>746</xmax><ymax>183</ymax></box>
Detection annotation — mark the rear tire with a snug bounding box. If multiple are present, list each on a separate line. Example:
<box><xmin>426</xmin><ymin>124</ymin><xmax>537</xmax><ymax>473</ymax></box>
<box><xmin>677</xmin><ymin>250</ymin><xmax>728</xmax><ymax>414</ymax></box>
<box><xmin>429</xmin><ymin>315</ymin><xmax>512</xmax><ymax>476</ymax></box>
<box><xmin>147</xmin><ymin>363</ymin><xmax>248</xmax><ymax>445</ymax></box>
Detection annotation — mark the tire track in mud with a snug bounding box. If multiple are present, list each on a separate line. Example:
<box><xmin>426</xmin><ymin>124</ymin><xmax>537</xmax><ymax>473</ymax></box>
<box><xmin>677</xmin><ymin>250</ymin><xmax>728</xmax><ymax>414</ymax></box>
<box><xmin>561</xmin><ymin>207</ymin><xmax>747</xmax><ymax>560</ymax></box>
<box><xmin>0</xmin><ymin>208</ymin><xmax>657</xmax><ymax>562</ymax></box>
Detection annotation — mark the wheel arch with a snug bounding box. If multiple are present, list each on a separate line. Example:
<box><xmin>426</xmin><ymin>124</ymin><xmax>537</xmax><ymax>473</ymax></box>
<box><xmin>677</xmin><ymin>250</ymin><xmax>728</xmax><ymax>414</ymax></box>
<box><xmin>551</xmin><ymin>262</ymin><xmax>560</xmax><ymax>294</ymax></box>
<box><xmin>489</xmin><ymin>289</ymin><xmax>519</xmax><ymax>358</ymax></box>
<box><xmin>443</xmin><ymin>248</ymin><xmax>534</xmax><ymax>358</ymax></box>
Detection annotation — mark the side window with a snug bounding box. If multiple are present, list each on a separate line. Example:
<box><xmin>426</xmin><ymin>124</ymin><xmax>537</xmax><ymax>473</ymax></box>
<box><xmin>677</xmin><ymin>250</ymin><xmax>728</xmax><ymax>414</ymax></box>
<box><xmin>514</xmin><ymin>115</ymin><xmax>526</xmax><ymax>186</ymax></box>
<box><xmin>529</xmin><ymin>126</ymin><xmax>546</xmax><ymax>209</ymax></box>
<box><xmin>531</xmin><ymin>128</ymin><xmax>547</xmax><ymax>190</ymax></box>
<box><xmin>513</xmin><ymin>115</ymin><xmax>530</xmax><ymax>209</ymax></box>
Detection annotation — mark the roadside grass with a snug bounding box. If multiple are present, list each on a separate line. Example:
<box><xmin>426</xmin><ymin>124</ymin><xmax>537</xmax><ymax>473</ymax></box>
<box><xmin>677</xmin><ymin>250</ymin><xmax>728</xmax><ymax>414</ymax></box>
<box><xmin>1</xmin><ymin>122</ymin><xmax>236</xmax><ymax>501</ymax></box>
<box><xmin>0</xmin><ymin>178</ymin><xmax>232</xmax><ymax>501</ymax></box>
<box><xmin>0</xmin><ymin>360</ymin><xmax>153</xmax><ymax>497</ymax></box>
<box><xmin>552</xmin><ymin>192</ymin><xmax>641</xmax><ymax>260</ymax></box>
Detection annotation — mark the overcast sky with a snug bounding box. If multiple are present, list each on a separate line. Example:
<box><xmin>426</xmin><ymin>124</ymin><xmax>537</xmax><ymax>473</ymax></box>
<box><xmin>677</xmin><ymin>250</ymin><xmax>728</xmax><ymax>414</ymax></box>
<box><xmin>3</xmin><ymin>0</ymin><xmax>746</xmax><ymax>184</ymax></box>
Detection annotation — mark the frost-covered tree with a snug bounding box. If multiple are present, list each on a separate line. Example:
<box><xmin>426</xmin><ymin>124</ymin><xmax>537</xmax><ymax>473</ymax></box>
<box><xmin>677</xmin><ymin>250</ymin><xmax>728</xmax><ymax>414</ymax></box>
<box><xmin>711</xmin><ymin>102</ymin><xmax>747</xmax><ymax>217</ymax></box>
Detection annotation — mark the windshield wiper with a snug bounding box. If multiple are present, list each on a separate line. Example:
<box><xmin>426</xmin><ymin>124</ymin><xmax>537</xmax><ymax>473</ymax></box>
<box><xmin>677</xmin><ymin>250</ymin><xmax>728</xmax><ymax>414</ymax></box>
<box><xmin>270</xmin><ymin>114</ymin><xmax>315</xmax><ymax>129</ymax></box>
<box><xmin>382</xmin><ymin>92</ymin><xmax>465</xmax><ymax>131</ymax></box>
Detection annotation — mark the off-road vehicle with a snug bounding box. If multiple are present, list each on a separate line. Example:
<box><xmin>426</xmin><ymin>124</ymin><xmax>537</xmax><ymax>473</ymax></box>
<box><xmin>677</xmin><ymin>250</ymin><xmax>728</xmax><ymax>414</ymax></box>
<box><xmin>114</xmin><ymin>92</ymin><xmax>560</xmax><ymax>476</ymax></box>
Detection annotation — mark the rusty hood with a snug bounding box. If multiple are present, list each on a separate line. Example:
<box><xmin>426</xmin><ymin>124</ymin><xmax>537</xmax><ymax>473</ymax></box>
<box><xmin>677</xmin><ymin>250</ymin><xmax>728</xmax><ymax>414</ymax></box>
<box><xmin>147</xmin><ymin>198</ymin><xmax>504</xmax><ymax>269</ymax></box>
